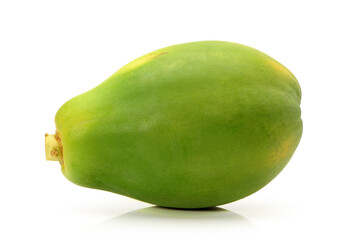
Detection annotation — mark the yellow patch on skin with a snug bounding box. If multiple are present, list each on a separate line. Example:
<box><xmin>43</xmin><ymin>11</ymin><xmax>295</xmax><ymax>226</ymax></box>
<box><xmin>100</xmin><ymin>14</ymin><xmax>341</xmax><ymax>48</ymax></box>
<box><xmin>268</xmin><ymin>59</ymin><xmax>290</xmax><ymax>75</ymax></box>
<box><xmin>122</xmin><ymin>52</ymin><xmax>169</xmax><ymax>72</ymax></box>
<box><xmin>267</xmin><ymin>59</ymin><xmax>298</xmax><ymax>84</ymax></box>
<box><xmin>267</xmin><ymin>138</ymin><xmax>294</xmax><ymax>166</ymax></box>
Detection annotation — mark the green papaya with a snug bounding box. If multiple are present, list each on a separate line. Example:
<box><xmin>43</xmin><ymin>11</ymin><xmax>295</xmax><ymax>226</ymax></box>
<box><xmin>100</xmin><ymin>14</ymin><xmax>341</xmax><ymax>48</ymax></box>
<box><xmin>45</xmin><ymin>41</ymin><xmax>302</xmax><ymax>209</ymax></box>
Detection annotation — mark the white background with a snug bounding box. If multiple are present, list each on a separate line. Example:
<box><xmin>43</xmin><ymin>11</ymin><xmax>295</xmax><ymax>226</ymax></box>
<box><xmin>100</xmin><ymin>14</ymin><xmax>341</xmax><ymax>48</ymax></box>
<box><xmin>1</xmin><ymin>0</ymin><xmax>360</xmax><ymax>239</ymax></box>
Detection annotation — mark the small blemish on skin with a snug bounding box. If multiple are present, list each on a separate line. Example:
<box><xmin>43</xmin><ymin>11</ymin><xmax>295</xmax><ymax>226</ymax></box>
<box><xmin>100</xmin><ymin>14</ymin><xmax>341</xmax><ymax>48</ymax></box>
<box><xmin>150</xmin><ymin>52</ymin><xmax>169</xmax><ymax>59</ymax></box>
<box><xmin>51</xmin><ymin>149</ymin><xmax>59</xmax><ymax>157</ymax></box>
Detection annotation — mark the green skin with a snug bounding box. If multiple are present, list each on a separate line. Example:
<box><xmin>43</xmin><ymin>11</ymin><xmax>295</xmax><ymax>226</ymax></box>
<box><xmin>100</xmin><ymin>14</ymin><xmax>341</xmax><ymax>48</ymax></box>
<box><xmin>52</xmin><ymin>41</ymin><xmax>302</xmax><ymax>209</ymax></box>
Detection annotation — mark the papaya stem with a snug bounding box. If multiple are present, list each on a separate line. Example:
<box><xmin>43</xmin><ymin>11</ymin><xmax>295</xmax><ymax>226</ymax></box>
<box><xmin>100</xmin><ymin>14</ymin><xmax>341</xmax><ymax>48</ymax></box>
<box><xmin>45</xmin><ymin>133</ymin><xmax>62</xmax><ymax>161</ymax></box>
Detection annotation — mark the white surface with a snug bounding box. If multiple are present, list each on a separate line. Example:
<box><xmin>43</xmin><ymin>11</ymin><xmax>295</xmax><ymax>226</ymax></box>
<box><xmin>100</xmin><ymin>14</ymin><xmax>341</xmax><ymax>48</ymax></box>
<box><xmin>1</xmin><ymin>0</ymin><xmax>360</xmax><ymax>239</ymax></box>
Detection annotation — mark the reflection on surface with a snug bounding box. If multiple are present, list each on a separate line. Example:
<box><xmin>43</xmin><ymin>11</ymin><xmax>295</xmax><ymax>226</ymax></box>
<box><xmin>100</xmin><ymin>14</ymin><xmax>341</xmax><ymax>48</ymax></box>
<box><xmin>98</xmin><ymin>206</ymin><xmax>253</xmax><ymax>228</ymax></box>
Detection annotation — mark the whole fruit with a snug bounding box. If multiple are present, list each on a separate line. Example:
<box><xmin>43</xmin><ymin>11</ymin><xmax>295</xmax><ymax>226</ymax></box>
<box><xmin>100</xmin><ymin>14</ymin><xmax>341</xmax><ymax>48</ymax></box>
<box><xmin>45</xmin><ymin>41</ymin><xmax>302</xmax><ymax>209</ymax></box>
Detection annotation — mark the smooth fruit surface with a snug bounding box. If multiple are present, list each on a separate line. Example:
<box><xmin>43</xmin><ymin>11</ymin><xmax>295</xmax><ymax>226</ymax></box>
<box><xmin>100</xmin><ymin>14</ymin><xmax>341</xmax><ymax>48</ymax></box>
<box><xmin>47</xmin><ymin>41</ymin><xmax>302</xmax><ymax>209</ymax></box>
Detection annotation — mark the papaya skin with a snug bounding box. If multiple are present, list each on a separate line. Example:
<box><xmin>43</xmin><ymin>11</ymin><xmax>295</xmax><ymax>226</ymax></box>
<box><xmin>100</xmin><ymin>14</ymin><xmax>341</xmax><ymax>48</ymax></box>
<box><xmin>47</xmin><ymin>41</ymin><xmax>302</xmax><ymax>209</ymax></box>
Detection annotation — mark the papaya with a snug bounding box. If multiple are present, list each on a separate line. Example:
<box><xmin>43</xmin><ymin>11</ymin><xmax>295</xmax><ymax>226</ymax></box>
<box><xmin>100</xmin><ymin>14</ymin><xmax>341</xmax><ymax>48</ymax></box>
<box><xmin>45</xmin><ymin>41</ymin><xmax>302</xmax><ymax>209</ymax></box>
